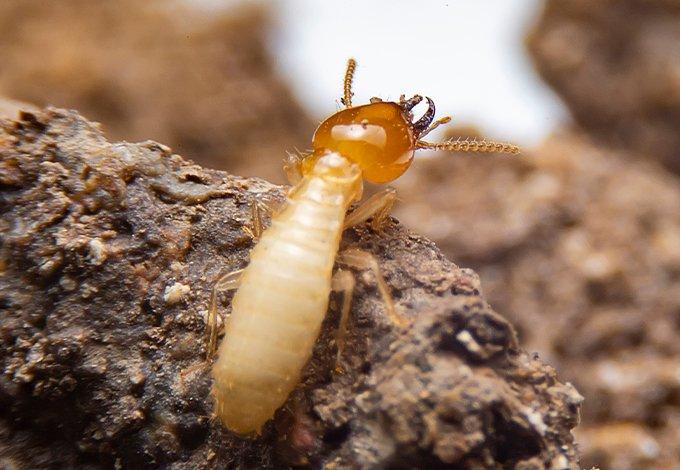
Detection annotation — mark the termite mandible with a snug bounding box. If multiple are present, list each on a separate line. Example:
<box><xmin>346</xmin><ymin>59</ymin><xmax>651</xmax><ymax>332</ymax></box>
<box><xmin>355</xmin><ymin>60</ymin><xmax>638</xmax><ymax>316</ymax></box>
<box><xmin>207</xmin><ymin>58</ymin><xmax>520</xmax><ymax>434</ymax></box>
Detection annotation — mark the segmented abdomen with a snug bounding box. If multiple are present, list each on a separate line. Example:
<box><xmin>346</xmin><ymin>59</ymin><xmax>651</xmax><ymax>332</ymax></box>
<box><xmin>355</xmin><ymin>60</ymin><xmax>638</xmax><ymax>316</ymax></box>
<box><xmin>212</xmin><ymin>177</ymin><xmax>348</xmax><ymax>434</ymax></box>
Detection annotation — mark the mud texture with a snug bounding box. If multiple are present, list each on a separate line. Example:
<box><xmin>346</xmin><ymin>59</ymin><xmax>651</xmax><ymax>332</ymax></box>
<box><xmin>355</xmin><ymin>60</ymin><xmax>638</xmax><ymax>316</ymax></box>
<box><xmin>395</xmin><ymin>131</ymin><xmax>680</xmax><ymax>470</ymax></box>
<box><xmin>0</xmin><ymin>0</ymin><xmax>313</xmax><ymax>181</ymax></box>
<box><xmin>527</xmin><ymin>0</ymin><xmax>680</xmax><ymax>173</ymax></box>
<box><xmin>0</xmin><ymin>108</ymin><xmax>581</xmax><ymax>468</ymax></box>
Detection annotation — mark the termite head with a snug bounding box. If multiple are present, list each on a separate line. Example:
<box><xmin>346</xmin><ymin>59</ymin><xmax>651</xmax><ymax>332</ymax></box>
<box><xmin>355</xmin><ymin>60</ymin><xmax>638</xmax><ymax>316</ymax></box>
<box><xmin>309</xmin><ymin>100</ymin><xmax>419</xmax><ymax>184</ymax></box>
<box><xmin>307</xmin><ymin>58</ymin><xmax>520</xmax><ymax>185</ymax></box>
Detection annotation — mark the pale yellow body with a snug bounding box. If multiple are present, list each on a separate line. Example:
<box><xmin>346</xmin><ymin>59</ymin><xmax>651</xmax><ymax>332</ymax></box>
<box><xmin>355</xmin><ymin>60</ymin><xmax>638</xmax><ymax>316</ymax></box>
<box><xmin>212</xmin><ymin>152</ymin><xmax>362</xmax><ymax>434</ymax></box>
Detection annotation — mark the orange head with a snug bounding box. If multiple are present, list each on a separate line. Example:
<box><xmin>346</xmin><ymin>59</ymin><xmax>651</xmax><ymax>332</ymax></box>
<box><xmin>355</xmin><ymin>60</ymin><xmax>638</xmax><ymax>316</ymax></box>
<box><xmin>303</xmin><ymin>58</ymin><xmax>520</xmax><ymax>185</ymax></box>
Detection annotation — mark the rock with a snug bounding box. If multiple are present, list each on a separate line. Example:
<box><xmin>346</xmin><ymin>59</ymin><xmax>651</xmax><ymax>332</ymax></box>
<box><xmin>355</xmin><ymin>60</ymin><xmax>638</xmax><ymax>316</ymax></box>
<box><xmin>527</xmin><ymin>0</ymin><xmax>680</xmax><ymax>173</ymax></box>
<box><xmin>394</xmin><ymin>131</ymin><xmax>680</xmax><ymax>469</ymax></box>
<box><xmin>0</xmin><ymin>108</ymin><xmax>581</xmax><ymax>468</ymax></box>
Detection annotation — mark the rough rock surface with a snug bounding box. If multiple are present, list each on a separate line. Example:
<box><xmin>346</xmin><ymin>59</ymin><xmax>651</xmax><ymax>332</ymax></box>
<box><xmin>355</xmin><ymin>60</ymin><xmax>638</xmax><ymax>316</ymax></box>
<box><xmin>0</xmin><ymin>0</ymin><xmax>313</xmax><ymax>181</ymax></box>
<box><xmin>395</xmin><ymin>132</ymin><xmax>680</xmax><ymax>470</ymax></box>
<box><xmin>0</xmin><ymin>108</ymin><xmax>581</xmax><ymax>468</ymax></box>
<box><xmin>527</xmin><ymin>0</ymin><xmax>680</xmax><ymax>173</ymax></box>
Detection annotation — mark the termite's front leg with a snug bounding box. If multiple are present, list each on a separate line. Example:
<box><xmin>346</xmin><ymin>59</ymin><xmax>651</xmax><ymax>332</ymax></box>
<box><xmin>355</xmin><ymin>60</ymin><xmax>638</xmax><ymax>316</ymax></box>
<box><xmin>336</xmin><ymin>248</ymin><xmax>408</xmax><ymax>328</ymax></box>
<box><xmin>344</xmin><ymin>187</ymin><xmax>397</xmax><ymax>232</ymax></box>
<box><xmin>206</xmin><ymin>268</ymin><xmax>244</xmax><ymax>359</ymax></box>
<box><xmin>283</xmin><ymin>152</ymin><xmax>304</xmax><ymax>186</ymax></box>
<box><xmin>331</xmin><ymin>269</ymin><xmax>356</xmax><ymax>369</ymax></box>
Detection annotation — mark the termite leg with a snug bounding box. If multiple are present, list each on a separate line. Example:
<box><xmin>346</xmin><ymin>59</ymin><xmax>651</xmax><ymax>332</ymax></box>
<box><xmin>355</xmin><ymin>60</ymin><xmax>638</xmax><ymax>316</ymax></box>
<box><xmin>331</xmin><ymin>269</ymin><xmax>356</xmax><ymax>369</ymax></box>
<box><xmin>178</xmin><ymin>361</ymin><xmax>208</xmax><ymax>391</ymax></box>
<box><xmin>206</xmin><ymin>268</ymin><xmax>244</xmax><ymax>359</ymax></box>
<box><xmin>283</xmin><ymin>151</ymin><xmax>304</xmax><ymax>186</ymax></box>
<box><xmin>344</xmin><ymin>188</ymin><xmax>397</xmax><ymax>232</ymax></box>
<box><xmin>242</xmin><ymin>200</ymin><xmax>271</xmax><ymax>240</ymax></box>
<box><xmin>336</xmin><ymin>248</ymin><xmax>408</xmax><ymax>328</ymax></box>
<box><xmin>331</xmin><ymin>269</ymin><xmax>356</xmax><ymax>371</ymax></box>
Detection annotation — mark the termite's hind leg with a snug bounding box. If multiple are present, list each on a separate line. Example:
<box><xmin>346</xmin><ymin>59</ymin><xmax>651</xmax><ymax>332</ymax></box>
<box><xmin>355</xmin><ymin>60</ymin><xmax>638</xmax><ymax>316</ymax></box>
<box><xmin>206</xmin><ymin>268</ymin><xmax>244</xmax><ymax>359</ymax></box>
<box><xmin>337</xmin><ymin>248</ymin><xmax>408</xmax><ymax>328</ymax></box>
<box><xmin>331</xmin><ymin>269</ymin><xmax>356</xmax><ymax>370</ymax></box>
<box><xmin>344</xmin><ymin>188</ymin><xmax>397</xmax><ymax>232</ymax></box>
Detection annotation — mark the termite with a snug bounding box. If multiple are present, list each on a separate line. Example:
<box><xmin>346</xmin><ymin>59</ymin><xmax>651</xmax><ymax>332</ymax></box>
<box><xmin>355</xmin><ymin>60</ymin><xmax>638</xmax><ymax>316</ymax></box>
<box><xmin>207</xmin><ymin>58</ymin><xmax>519</xmax><ymax>434</ymax></box>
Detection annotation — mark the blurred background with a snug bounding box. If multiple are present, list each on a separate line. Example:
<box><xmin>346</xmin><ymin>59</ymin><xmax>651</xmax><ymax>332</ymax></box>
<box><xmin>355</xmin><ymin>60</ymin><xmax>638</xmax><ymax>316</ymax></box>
<box><xmin>1</xmin><ymin>1</ymin><xmax>678</xmax><ymax>468</ymax></box>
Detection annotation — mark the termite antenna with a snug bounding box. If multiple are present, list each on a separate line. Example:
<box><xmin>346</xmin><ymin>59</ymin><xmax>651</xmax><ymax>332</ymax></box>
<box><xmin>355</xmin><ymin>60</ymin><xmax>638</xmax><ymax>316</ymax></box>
<box><xmin>341</xmin><ymin>58</ymin><xmax>357</xmax><ymax>108</ymax></box>
<box><xmin>416</xmin><ymin>138</ymin><xmax>521</xmax><ymax>155</ymax></box>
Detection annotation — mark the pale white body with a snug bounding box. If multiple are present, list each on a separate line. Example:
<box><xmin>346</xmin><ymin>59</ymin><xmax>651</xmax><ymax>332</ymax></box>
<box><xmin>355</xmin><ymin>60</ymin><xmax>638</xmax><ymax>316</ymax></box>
<box><xmin>212</xmin><ymin>152</ymin><xmax>362</xmax><ymax>434</ymax></box>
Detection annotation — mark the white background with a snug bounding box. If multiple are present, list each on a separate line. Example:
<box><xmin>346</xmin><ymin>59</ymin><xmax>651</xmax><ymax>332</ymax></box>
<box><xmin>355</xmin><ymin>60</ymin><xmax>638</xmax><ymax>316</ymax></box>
<box><xmin>270</xmin><ymin>0</ymin><xmax>567</xmax><ymax>146</ymax></box>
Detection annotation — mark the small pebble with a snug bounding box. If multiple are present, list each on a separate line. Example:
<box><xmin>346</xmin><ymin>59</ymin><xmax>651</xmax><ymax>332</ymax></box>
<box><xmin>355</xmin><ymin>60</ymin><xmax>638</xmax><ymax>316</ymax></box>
<box><xmin>164</xmin><ymin>282</ymin><xmax>190</xmax><ymax>305</ymax></box>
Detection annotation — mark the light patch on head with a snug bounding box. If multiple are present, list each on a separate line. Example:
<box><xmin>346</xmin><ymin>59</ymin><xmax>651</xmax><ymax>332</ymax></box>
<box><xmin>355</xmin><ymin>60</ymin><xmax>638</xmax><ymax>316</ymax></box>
<box><xmin>331</xmin><ymin>123</ymin><xmax>387</xmax><ymax>148</ymax></box>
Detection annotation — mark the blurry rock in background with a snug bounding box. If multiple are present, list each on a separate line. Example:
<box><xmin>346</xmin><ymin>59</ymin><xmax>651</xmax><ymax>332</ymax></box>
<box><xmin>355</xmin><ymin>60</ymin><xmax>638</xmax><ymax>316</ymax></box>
<box><xmin>527</xmin><ymin>0</ymin><xmax>680</xmax><ymax>174</ymax></box>
<box><xmin>396</xmin><ymin>0</ymin><xmax>680</xmax><ymax>465</ymax></box>
<box><xmin>0</xmin><ymin>0</ymin><xmax>313</xmax><ymax>182</ymax></box>
<box><xmin>394</xmin><ymin>131</ymin><xmax>680</xmax><ymax>469</ymax></box>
